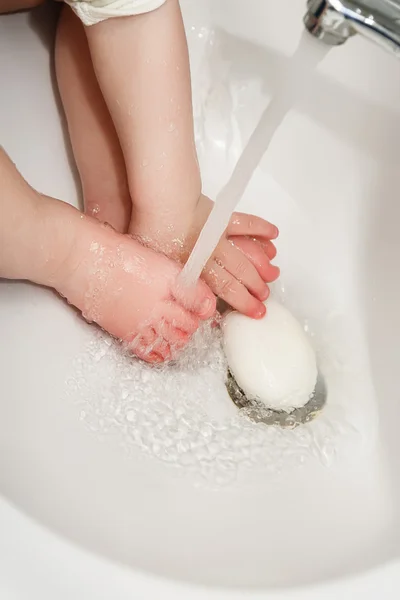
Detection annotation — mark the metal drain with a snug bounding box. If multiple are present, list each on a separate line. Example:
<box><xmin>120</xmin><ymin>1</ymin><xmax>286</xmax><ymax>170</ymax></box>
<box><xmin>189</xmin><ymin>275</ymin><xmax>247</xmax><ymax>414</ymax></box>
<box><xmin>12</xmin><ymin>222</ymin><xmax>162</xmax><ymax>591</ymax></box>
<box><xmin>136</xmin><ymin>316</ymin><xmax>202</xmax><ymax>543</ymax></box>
<box><xmin>226</xmin><ymin>370</ymin><xmax>327</xmax><ymax>429</ymax></box>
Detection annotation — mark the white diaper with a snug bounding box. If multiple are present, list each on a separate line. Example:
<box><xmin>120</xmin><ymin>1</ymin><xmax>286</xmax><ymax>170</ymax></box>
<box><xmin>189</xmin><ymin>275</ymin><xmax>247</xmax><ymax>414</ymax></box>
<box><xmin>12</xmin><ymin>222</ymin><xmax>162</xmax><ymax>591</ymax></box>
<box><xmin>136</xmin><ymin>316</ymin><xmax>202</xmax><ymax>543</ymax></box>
<box><xmin>64</xmin><ymin>0</ymin><xmax>167</xmax><ymax>26</ymax></box>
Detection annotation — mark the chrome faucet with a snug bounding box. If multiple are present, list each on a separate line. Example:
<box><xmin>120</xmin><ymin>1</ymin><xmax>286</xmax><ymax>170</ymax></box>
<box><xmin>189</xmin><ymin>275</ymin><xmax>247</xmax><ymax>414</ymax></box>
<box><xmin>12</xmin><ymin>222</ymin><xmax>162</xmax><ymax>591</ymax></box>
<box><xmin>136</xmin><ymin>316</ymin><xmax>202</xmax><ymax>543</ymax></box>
<box><xmin>304</xmin><ymin>0</ymin><xmax>400</xmax><ymax>57</ymax></box>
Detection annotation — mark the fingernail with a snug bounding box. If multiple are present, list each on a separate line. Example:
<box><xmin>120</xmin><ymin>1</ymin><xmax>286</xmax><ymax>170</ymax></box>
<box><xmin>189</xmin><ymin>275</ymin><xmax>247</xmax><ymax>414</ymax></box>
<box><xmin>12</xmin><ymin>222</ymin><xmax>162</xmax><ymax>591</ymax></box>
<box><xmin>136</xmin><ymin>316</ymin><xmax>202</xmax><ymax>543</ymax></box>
<box><xmin>273</xmin><ymin>226</ymin><xmax>279</xmax><ymax>238</ymax></box>
<box><xmin>260</xmin><ymin>286</ymin><xmax>269</xmax><ymax>301</ymax></box>
<box><xmin>255</xmin><ymin>304</ymin><xmax>266</xmax><ymax>319</ymax></box>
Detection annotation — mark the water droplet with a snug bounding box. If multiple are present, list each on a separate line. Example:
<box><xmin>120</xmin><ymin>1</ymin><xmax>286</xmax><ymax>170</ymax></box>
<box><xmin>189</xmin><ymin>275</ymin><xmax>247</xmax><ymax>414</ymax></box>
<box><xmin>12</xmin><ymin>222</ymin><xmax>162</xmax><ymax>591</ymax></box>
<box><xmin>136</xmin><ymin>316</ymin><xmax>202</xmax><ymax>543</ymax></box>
<box><xmin>90</xmin><ymin>204</ymin><xmax>100</xmax><ymax>216</ymax></box>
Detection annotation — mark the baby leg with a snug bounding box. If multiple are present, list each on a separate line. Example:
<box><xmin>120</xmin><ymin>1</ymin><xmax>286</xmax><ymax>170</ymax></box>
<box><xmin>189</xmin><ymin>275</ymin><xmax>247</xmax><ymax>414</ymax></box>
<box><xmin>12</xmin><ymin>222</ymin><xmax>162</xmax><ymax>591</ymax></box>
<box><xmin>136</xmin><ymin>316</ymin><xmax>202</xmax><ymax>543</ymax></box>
<box><xmin>0</xmin><ymin>0</ymin><xmax>43</xmax><ymax>12</ymax></box>
<box><xmin>83</xmin><ymin>4</ymin><xmax>280</xmax><ymax>318</ymax></box>
<box><xmin>55</xmin><ymin>5</ymin><xmax>131</xmax><ymax>233</ymax></box>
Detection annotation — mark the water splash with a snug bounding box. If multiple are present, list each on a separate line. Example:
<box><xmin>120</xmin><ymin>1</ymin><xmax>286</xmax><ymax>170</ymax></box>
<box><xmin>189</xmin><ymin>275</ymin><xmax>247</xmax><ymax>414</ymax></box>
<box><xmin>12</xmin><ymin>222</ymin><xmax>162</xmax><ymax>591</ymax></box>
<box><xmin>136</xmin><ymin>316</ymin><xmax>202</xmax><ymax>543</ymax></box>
<box><xmin>65</xmin><ymin>314</ymin><xmax>358</xmax><ymax>489</ymax></box>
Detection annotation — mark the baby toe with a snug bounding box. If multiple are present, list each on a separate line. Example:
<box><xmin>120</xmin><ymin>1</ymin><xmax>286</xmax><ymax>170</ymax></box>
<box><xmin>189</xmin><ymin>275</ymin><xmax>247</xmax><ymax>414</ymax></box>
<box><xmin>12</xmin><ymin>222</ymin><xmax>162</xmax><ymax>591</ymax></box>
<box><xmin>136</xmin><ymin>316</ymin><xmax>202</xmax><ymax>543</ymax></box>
<box><xmin>261</xmin><ymin>240</ymin><xmax>277</xmax><ymax>260</ymax></box>
<box><xmin>228</xmin><ymin>213</ymin><xmax>279</xmax><ymax>240</ymax></box>
<box><xmin>228</xmin><ymin>236</ymin><xmax>274</xmax><ymax>281</ymax></box>
<box><xmin>150</xmin><ymin>338</ymin><xmax>172</xmax><ymax>362</ymax></box>
<box><xmin>156</xmin><ymin>320</ymin><xmax>190</xmax><ymax>344</ymax></box>
<box><xmin>163</xmin><ymin>302</ymin><xmax>199</xmax><ymax>335</ymax></box>
<box><xmin>172</xmin><ymin>277</ymin><xmax>216</xmax><ymax>320</ymax></box>
<box><xmin>205</xmin><ymin>262</ymin><xmax>266</xmax><ymax>319</ymax></box>
<box><xmin>214</xmin><ymin>241</ymin><xmax>269</xmax><ymax>301</ymax></box>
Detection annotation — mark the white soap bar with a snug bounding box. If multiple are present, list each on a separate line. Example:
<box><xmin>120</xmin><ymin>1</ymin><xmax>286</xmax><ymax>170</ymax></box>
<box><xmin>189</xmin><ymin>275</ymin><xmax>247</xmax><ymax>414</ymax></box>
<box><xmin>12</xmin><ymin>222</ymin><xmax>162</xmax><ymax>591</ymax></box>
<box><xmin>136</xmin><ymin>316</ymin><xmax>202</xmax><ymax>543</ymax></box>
<box><xmin>222</xmin><ymin>299</ymin><xmax>318</xmax><ymax>411</ymax></box>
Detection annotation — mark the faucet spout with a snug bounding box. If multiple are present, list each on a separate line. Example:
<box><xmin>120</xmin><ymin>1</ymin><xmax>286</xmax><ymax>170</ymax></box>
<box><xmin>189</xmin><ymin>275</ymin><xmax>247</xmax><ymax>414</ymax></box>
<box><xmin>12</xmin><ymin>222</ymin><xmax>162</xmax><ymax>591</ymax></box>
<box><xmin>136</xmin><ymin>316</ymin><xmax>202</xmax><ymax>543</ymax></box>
<box><xmin>304</xmin><ymin>0</ymin><xmax>400</xmax><ymax>57</ymax></box>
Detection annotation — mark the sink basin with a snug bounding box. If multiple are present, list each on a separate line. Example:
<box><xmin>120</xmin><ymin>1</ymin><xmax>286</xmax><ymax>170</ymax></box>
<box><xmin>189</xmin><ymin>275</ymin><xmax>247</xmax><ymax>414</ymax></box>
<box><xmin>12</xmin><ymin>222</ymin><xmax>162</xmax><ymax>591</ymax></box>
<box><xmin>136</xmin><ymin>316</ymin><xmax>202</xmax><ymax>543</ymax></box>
<box><xmin>1</xmin><ymin>1</ymin><xmax>400</xmax><ymax>598</ymax></box>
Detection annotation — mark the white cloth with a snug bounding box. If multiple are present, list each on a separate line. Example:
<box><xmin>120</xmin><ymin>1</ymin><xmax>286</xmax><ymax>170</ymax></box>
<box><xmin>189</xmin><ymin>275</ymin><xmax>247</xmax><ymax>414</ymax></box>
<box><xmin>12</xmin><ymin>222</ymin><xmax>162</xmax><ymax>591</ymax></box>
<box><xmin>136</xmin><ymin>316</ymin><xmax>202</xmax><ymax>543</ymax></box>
<box><xmin>64</xmin><ymin>0</ymin><xmax>167</xmax><ymax>26</ymax></box>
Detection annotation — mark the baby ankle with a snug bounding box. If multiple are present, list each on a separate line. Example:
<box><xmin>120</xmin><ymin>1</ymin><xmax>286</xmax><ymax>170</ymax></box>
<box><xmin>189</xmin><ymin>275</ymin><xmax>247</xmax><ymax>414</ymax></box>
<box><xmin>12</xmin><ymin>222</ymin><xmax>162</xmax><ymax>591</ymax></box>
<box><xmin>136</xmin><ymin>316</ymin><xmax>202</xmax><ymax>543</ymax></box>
<box><xmin>29</xmin><ymin>197</ymin><xmax>83</xmax><ymax>291</ymax></box>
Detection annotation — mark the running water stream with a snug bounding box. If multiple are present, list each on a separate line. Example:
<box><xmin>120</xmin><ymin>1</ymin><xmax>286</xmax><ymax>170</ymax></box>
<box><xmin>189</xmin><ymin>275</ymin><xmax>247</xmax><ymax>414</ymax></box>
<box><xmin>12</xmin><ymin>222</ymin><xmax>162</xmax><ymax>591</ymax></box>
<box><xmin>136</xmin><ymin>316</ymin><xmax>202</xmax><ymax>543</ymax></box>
<box><xmin>179</xmin><ymin>31</ymin><xmax>329</xmax><ymax>287</ymax></box>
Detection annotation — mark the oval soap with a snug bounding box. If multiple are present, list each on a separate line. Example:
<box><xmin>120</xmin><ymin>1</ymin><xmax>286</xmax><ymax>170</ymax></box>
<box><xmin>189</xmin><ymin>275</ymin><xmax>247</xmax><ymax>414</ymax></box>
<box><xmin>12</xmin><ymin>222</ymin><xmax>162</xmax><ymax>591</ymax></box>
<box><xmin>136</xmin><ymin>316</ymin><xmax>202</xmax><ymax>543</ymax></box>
<box><xmin>222</xmin><ymin>299</ymin><xmax>318</xmax><ymax>411</ymax></box>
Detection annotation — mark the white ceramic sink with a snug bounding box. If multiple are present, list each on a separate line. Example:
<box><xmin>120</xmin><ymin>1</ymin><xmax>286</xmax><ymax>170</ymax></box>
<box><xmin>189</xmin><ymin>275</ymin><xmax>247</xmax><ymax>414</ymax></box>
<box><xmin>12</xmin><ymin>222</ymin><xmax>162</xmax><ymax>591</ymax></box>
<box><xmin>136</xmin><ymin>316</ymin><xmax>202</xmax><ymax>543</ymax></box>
<box><xmin>1</xmin><ymin>1</ymin><xmax>400</xmax><ymax>598</ymax></box>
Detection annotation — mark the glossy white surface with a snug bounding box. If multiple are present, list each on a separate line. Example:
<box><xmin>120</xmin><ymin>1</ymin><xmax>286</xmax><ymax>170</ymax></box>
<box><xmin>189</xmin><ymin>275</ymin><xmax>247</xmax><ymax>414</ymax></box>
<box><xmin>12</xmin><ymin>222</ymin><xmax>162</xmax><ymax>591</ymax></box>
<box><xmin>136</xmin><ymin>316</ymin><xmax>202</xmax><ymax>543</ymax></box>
<box><xmin>1</xmin><ymin>0</ymin><xmax>400</xmax><ymax>598</ymax></box>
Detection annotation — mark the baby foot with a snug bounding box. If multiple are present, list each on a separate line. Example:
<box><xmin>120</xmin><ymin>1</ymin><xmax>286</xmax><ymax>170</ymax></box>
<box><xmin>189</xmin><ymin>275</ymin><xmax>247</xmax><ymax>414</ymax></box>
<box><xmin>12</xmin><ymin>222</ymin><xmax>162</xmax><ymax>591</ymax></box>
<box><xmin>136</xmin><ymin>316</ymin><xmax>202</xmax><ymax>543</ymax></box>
<box><xmin>50</xmin><ymin>206</ymin><xmax>216</xmax><ymax>363</ymax></box>
<box><xmin>130</xmin><ymin>194</ymin><xmax>280</xmax><ymax>319</ymax></box>
<box><xmin>0</xmin><ymin>151</ymin><xmax>213</xmax><ymax>364</ymax></box>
